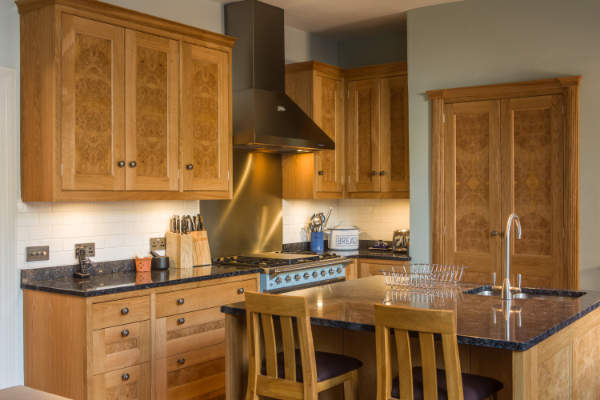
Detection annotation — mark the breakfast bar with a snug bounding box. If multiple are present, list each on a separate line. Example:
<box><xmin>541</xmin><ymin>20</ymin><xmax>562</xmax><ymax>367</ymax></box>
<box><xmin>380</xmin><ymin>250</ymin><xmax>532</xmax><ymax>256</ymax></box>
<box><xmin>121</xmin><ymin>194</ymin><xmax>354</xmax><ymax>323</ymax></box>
<box><xmin>222</xmin><ymin>276</ymin><xmax>600</xmax><ymax>400</ymax></box>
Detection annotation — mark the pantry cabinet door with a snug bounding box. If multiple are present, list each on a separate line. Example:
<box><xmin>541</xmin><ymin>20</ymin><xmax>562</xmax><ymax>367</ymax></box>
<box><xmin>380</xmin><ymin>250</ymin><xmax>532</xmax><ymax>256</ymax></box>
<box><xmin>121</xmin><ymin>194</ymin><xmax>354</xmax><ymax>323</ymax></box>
<box><xmin>313</xmin><ymin>74</ymin><xmax>344</xmax><ymax>194</ymax></box>
<box><xmin>346</xmin><ymin>79</ymin><xmax>380</xmax><ymax>192</ymax></box>
<box><xmin>125</xmin><ymin>30</ymin><xmax>179</xmax><ymax>191</ymax></box>
<box><xmin>181</xmin><ymin>42</ymin><xmax>231</xmax><ymax>192</ymax></box>
<box><xmin>501</xmin><ymin>95</ymin><xmax>565</xmax><ymax>289</ymax></box>
<box><xmin>443</xmin><ymin>100</ymin><xmax>502</xmax><ymax>284</ymax></box>
<box><xmin>61</xmin><ymin>15</ymin><xmax>125</xmax><ymax>191</ymax></box>
<box><xmin>380</xmin><ymin>75</ymin><xmax>409</xmax><ymax>195</ymax></box>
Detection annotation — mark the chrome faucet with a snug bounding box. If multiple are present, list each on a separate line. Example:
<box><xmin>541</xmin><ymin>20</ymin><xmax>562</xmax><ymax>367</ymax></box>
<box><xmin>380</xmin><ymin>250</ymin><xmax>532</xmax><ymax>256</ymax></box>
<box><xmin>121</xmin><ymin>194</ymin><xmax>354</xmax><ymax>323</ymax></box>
<box><xmin>502</xmin><ymin>213</ymin><xmax>522</xmax><ymax>300</ymax></box>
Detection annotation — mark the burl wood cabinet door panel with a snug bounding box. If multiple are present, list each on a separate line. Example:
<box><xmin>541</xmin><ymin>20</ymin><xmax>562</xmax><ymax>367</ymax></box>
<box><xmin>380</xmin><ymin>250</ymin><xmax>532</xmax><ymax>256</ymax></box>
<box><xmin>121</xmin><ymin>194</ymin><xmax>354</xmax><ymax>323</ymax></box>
<box><xmin>380</xmin><ymin>75</ymin><xmax>409</xmax><ymax>194</ymax></box>
<box><xmin>181</xmin><ymin>42</ymin><xmax>230</xmax><ymax>192</ymax></box>
<box><xmin>125</xmin><ymin>30</ymin><xmax>179</xmax><ymax>191</ymax></box>
<box><xmin>443</xmin><ymin>100</ymin><xmax>502</xmax><ymax>284</ymax></box>
<box><xmin>61</xmin><ymin>15</ymin><xmax>125</xmax><ymax>191</ymax></box>
<box><xmin>501</xmin><ymin>95</ymin><xmax>565</xmax><ymax>289</ymax></box>
<box><xmin>313</xmin><ymin>74</ymin><xmax>344</xmax><ymax>194</ymax></box>
<box><xmin>347</xmin><ymin>79</ymin><xmax>380</xmax><ymax>192</ymax></box>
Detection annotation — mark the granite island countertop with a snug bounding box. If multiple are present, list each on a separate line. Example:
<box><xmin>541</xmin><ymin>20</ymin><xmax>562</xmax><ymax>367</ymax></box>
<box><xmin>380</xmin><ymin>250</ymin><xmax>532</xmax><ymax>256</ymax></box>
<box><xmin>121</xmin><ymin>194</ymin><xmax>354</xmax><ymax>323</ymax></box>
<box><xmin>21</xmin><ymin>260</ymin><xmax>261</xmax><ymax>297</ymax></box>
<box><xmin>222</xmin><ymin>275</ymin><xmax>600</xmax><ymax>351</ymax></box>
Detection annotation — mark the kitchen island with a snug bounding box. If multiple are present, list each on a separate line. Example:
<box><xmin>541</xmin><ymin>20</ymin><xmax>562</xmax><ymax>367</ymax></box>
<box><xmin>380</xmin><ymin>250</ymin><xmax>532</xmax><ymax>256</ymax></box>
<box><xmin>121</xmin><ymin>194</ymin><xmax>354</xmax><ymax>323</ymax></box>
<box><xmin>222</xmin><ymin>276</ymin><xmax>600</xmax><ymax>400</ymax></box>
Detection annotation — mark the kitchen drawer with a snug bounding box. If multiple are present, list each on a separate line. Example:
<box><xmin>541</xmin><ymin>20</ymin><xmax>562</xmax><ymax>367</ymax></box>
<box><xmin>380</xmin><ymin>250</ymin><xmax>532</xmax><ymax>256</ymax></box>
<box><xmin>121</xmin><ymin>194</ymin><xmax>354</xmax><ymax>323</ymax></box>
<box><xmin>88</xmin><ymin>363</ymin><xmax>150</xmax><ymax>400</ymax></box>
<box><xmin>91</xmin><ymin>320</ymin><xmax>150</xmax><ymax>374</ymax></box>
<box><xmin>154</xmin><ymin>307</ymin><xmax>225</xmax><ymax>359</ymax></box>
<box><xmin>155</xmin><ymin>278</ymin><xmax>257</xmax><ymax>318</ymax></box>
<box><xmin>153</xmin><ymin>348</ymin><xmax>225</xmax><ymax>400</ymax></box>
<box><xmin>359</xmin><ymin>261</ymin><xmax>410</xmax><ymax>278</ymax></box>
<box><xmin>92</xmin><ymin>296</ymin><xmax>150</xmax><ymax>330</ymax></box>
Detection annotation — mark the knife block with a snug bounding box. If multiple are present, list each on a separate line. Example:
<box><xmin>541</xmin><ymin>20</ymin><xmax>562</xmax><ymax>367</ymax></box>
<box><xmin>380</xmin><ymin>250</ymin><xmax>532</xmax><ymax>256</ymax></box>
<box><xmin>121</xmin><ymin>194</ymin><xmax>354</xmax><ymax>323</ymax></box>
<box><xmin>165</xmin><ymin>231</ymin><xmax>212</xmax><ymax>269</ymax></box>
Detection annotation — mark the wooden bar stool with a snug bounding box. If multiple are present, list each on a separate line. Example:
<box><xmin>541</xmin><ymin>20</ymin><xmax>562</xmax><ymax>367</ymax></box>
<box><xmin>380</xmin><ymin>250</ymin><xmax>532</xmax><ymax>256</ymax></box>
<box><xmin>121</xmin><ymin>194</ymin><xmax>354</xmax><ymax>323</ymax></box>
<box><xmin>244</xmin><ymin>292</ymin><xmax>362</xmax><ymax>400</ymax></box>
<box><xmin>374</xmin><ymin>305</ymin><xmax>503</xmax><ymax>400</ymax></box>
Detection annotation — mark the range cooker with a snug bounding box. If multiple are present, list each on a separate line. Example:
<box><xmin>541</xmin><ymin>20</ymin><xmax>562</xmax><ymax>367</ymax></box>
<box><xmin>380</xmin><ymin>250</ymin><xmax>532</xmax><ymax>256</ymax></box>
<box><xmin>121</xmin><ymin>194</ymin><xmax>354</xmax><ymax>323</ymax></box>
<box><xmin>214</xmin><ymin>252</ymin><xmax>351</xmax><ymax>293</ymax></box>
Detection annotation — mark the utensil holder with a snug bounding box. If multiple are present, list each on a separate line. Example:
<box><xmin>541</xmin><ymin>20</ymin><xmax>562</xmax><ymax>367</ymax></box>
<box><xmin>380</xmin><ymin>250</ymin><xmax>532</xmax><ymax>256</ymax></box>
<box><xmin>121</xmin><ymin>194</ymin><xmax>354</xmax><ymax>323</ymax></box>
<box><xmin>310</xmin><ymin>231</ymin><xmax>324</xmax><ymax>253</ymax></box>
<box><xmin>135</xmin><ymin>257</ymin><xmax>152</xmax><ymax>272</ymax></box>
<box><xmin>166</xmin><ymin>231</ymin><xmax>212</xmax><ymax>269</ymax></box>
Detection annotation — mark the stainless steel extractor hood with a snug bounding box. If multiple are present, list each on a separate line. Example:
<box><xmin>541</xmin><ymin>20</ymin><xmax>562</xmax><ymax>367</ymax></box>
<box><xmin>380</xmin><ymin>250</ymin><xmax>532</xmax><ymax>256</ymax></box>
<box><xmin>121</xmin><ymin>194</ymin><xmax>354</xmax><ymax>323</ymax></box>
<box><xmin>225</xmin><ymin>0</ymin><xmax>335</xmax><ymax>152</ymax></box>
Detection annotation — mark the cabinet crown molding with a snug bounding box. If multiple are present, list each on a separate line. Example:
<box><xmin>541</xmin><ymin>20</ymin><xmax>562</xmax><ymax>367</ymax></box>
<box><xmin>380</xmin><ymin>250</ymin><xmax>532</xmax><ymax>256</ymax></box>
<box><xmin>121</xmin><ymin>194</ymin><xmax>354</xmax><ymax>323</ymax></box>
<box><xmin>15</xmin><ymin>0</ymin><xmax>236</xmax><ymax>48</ymax></box>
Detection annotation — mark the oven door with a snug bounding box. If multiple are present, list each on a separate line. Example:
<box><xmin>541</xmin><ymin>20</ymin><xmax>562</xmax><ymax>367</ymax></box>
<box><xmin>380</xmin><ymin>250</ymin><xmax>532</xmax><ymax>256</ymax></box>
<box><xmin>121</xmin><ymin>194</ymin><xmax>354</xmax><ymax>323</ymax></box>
<box><xmin>266</xmin><ymin>277</ymin><xmax>346</xmax><ymax>294</ymax></box>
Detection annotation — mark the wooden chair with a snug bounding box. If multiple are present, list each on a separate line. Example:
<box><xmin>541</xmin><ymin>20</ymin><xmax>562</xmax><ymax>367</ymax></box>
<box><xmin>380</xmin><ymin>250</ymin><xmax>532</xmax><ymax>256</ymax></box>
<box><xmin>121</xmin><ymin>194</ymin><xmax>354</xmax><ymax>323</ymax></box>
<box><xmin>374</xmin><ymin>305</ymin><xmax>503</xmax><ymax>400</ymax></box>
<box><xmin>245</xmin><ymin>292</ymin><xmax>362</xmax><ymax>400</ymax></box>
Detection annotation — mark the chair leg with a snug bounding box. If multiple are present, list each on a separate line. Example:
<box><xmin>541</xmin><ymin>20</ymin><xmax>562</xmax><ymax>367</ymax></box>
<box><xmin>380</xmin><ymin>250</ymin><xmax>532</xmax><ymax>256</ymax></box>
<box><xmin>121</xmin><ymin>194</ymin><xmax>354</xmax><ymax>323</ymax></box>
<box><xmin>343</xmin><ymin>370</ymin><xmax>359</xmax><ymax>400</ymax></box>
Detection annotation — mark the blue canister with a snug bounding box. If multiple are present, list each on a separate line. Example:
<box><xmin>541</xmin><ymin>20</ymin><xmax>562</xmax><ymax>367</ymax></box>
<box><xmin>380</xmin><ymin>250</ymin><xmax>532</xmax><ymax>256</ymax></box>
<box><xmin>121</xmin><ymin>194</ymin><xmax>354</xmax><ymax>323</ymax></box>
<box><xmin>310</xmin><ymin>231</ymin><xmax>324</xmax><ymax>253</ymax></box>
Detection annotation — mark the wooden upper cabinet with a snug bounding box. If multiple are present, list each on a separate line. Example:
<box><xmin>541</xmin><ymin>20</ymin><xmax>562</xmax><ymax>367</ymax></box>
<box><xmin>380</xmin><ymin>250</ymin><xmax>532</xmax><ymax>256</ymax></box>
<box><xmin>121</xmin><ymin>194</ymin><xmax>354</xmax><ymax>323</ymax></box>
<box><xmin>125</xmin><ymin>30</ymin><xmax>179</xmax><ymax>191</ymax></box>
<box><xmin>283</xmin><ymin>61</ymin><xmax>344</xmax><ymax>199</ymax></box>
<box><xmin>345</xmin><ymin>62</ymin><xmax>409</xmax><ymax>198</ymax></box>
<box><xmin>181</xmin><ymin>42</ymin><xmax>231</xmax><ymax>193</ymax></box>
<box><xmin>61</xmin><ymin>14</ymin><xmax>125</xmax><ymax>192</ymax></box>
<box><xmin>443</xmin><ymin>100</ymin><xmax>502</xmax><ymax>284</ymax></box>
<box><xmin>18</xmin><ymin>0</ymin><xmax>235</xmax><ymax>201</ymax></box>
<box><xmin>501</xmin><ymin>95</ymin><xmax>565</xmax><ymax>289</ymax></box>
<box><xmin>346</xmin><ymin>78</ymin><xmax>380</xmax><ymax>193</ymax></box>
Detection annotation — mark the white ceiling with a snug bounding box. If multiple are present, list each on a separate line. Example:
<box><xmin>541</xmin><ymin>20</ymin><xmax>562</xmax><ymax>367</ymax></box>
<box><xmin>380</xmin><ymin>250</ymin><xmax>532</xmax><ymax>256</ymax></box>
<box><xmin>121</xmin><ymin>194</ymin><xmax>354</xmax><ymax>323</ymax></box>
<box><xmin>215</xmin><ymin>0</ymin><xmax>462</xmax><ymax>35</ymax></box>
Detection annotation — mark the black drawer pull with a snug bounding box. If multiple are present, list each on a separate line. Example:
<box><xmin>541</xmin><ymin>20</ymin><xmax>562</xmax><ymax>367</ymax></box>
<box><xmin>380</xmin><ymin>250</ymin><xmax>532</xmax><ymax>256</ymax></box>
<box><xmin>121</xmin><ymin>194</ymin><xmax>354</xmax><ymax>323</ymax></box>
<box><xmin>117</xmin><ymin>160</ymin><xmax>126</xmax><ymax>168</ymax></box>
<box><xmin>122</xmin><ymin>373</ymin><xmax>130</xmax><ymax>381</ymax></box>
<box><xmin>121</xmin><ymin>329</ymin><xmax>130</xmax><ymax>337</ymax></box>
<box><xmin>186</xmin><ymin>164</ymin><xmax>194</xmax><ymax>170</ymax></box>
<box><xmin>177</xmin><ymin>317</ymin><xmax>185</xmax><ymax>325</ymax></box>
<box><xmin>237</xmin><ymin>288</ymin><xmax>245</xmax><ymax>295</ymax></box>
<box><xmin>317</xmin><ymin>170</ymin><xmax>324</xmax><ymax>176</ymax></box>
<box><xmin>177</xmin><ymin>358</ymin><xmax>186</xmax><ymax>365</ymax></box>
<box><xmin>129</xmin><ymin>161</ymin><xmax>137</xmax><ymax>168</ymax></box>
<box><xmin>121</xmin><ymin>307</ymin><xmax>129</xmax><ymax>315</ymax></box>
<box><xmin>177</xmin><ymin>298</ymin><xmax>185</xmax><ymax>305</ymax></box>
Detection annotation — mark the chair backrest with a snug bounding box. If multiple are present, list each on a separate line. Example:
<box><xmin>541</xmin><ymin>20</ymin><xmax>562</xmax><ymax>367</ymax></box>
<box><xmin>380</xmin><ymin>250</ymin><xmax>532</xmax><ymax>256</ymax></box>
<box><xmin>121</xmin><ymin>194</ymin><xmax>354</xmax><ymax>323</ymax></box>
<box><xmin>245</xmin><ymin>292</ymin><xmax>318</xmax><ymax>399</ymax></box>
<box><xmin>374</xmin><ymin>304</ymin><xmax>463</xmax><ymax>400</ymax></box>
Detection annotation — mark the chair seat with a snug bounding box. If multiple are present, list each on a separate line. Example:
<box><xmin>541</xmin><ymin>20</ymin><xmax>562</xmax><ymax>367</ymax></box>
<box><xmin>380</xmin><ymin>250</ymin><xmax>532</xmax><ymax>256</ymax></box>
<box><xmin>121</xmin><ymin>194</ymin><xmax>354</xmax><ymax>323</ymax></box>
<box><xmin>391</xmin><ymin>367</ymin><xmax>503</xmax><ymax>400</ymax></box>
<box><xmin>261</xmin><ymin>350</ymin><xmax>362</xmax><ymax>382</ymax></box>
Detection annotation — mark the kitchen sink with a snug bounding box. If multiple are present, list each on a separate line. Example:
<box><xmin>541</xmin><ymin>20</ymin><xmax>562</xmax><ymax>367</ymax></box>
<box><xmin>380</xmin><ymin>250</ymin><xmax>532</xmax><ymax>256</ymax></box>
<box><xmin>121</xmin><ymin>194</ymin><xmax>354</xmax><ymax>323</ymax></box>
<box><xmin>464</xmin><ymin>286</ymin><xmax>586</xmax><ymax>300</ymax></box>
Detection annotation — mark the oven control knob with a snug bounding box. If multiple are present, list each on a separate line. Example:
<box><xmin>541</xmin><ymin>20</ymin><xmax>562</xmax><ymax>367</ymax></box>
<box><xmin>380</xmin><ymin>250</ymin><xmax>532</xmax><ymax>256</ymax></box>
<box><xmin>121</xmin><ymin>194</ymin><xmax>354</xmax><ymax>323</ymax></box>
<box><xmin>303</xmin><ymin>272</ymin><xmax>310</xmax><ymax>279</ymax></box>
<box><xmin>285</xmin><ymin>275</ymin><xmax>292</xmax><ymax>282</ymax></box>
<box><xmin>312</xmin><ymin>271</ymin><xmax>318</xmax><ymax>278</ymax></box>
<box><xmin>321</xmin><ymin>270</ymin><xmax>326</xmax><ymax>277</ymax></box>
<box><xmin>328</xmin><ymin>268</ymin><xmax>334</xmax><ymax>275</ymax></box>
<box><xmin>275</xmin><ymin>277</ymin><xmax>282</xmax><ymax>284</ymax></box>
<box><xmin>295</xmin><ymin>274</ymin><xmax>301</xmax><ymax>281</ymax></box>
<box><xmin>336</xmin><ymin>267</ymin><xmax>342</xmax><ymax>273</ymax></box>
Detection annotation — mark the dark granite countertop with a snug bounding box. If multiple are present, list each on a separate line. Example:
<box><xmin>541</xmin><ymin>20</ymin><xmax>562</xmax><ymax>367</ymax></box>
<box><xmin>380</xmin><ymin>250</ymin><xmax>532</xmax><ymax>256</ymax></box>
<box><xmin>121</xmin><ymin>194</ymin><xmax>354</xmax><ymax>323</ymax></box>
<box><xmin>222</xmin><ymin>276</ymin><xmax>600</xmax><ymax>351</ymax></box>
<box><xmin>21</xmin><ymin>260</ymin><xmax>261</xmax><ymax>297</ymax></box>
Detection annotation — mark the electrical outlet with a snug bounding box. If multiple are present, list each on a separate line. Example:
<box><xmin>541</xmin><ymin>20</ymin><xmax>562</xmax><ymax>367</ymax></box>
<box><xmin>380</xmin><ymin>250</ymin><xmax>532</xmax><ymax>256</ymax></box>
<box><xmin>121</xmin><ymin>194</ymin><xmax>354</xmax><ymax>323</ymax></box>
<box><xmin>150</xmin><ymin>237</ymin><xmax>166</xmax><ymax>252</ymax></box>
<box><xmin>75</xmin><ymin>243</ymin><xmax>95</xmax><ymax>258</ymax></box>
<box><xmin>26</xmin><ymin>246</ymin><xmax>49</xmax><ymax>262</ymax></box>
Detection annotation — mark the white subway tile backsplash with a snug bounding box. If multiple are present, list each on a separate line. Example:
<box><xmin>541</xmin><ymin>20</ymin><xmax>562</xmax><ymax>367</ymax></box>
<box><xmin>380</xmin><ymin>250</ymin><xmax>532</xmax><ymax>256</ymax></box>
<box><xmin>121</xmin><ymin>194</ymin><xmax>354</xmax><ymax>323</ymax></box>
<box><xmin>282</xmin><ymin>198</ymin><xmax>410</xmax><ymax>243</ymax></box>
<box><xmin>16</xmin><ymin>200</ymin><xmax>199</xmax><ymax>269</ymax></box>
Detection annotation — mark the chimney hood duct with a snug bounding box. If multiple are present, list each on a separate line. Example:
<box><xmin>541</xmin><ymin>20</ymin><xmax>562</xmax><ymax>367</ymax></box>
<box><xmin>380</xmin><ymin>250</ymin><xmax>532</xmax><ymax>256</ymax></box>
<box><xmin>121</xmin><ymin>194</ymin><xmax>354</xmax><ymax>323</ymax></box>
<box><xmin>225</xmin><ymin>0</ymin><xmax>335</xmax><ymax>152</ymax></box>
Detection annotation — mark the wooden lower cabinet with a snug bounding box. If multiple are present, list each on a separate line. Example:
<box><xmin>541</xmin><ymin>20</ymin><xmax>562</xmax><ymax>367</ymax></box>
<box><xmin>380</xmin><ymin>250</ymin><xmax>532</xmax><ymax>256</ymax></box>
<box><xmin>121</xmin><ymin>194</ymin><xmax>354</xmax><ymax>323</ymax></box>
<box><xmin>357</xmin><ymin>258</ymin><xmax>411</xmax><ymax>278</ymax></box>
<box><xmin>23</xmin><ymin>273</ymin><xmax>259</xmax><ymax>400</ymax></box>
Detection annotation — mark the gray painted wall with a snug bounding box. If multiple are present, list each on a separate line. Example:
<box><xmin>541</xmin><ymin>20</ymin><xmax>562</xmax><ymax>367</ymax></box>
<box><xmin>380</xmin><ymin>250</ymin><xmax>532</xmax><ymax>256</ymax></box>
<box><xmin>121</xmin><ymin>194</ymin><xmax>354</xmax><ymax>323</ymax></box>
<box><xmin>407</xmin><ymin>0</ymin><xmax>600</xmax><ymax>288</ymax></box>
<box><xmin>338</xmin><ymin>30</ymin><xmax>407</xmax><ymax>69</ymax></box>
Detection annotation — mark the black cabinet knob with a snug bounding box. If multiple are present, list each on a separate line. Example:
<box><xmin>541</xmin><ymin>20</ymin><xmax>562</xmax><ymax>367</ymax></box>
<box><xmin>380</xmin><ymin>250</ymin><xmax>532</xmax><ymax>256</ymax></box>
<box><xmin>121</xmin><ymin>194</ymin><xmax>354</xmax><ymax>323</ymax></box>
<box><xmin>121</xmin><ymin>307</ymin><xmax>129</xmax><ymax>315</ymax></box>
<box><xmin>121</xmin><ymin>329</ymin><xmax>130</xmax><ymax>337</ymax></box>
<box><xmin>237</xmin><ymin>288</ymin><xmax>245</xmax><ymax>295</ymax></box>
<box><xmin>117</xmin><ymin>160</ymin><xmax>126</xmax><ymax>168</ymax></box>
<box><xmin>317</xmin><ymin>170</ymin><xmax>324</xmax><ymax>176</ymax></box>
<box><xmin>371</xmin><ymin>170</ymin><xmax>377</xmax><ymax>176</ymax></box>
<box><xmin>379</xmin><ymin>170</ymin><xmax>386</xmax><ymax>176</ymax></box>
<box><xmin>122</xmin><ymin>373</ymin><xmax>130</xmax><ymax>381</ymax></box>
<box><xmin>177</xmin><ymin>298</ymin><xmax>184</xmax><ymax>305</ymax></box>
<box><xmin>177</xmin><ymin>358</ymin><xmax>186</xmax><ymax>365</ymax></box>
<box><xmin>186</xmin><ymin>164</ymin><xmax>194</xmax><ymax>170</ymax></box>
<box><xmin>177</xmin><ymin>317</ymin><xmax>185</xmax><ymax>325</ymax></box>
<box><xmin>129</xmin><ymin>161</ymin><xmax>137</xmax><ymax>168</ymax></box>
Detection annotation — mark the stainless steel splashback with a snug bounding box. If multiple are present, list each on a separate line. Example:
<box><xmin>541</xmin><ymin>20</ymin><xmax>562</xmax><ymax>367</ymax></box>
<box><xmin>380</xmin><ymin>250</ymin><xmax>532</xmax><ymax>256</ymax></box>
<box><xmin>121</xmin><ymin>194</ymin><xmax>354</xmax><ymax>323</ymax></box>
<box><xmin>200</xmin><ymin>150</ymin><xmax>282</xmax><ymax>257</ymax></box>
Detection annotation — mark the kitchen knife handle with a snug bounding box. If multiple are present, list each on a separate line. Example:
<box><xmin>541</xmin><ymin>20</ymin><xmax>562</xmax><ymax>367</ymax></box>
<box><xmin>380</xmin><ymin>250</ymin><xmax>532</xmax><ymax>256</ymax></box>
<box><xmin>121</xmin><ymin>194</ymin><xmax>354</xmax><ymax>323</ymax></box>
<box><xmin>117</xmin><ymin>160</ymin><xmax>126</xmax><ymax>168</ymax></box>
<box><xmin>129</xmin><ymin>161</ymin><xmax>137</xmax><ymax>168</ymax></box>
